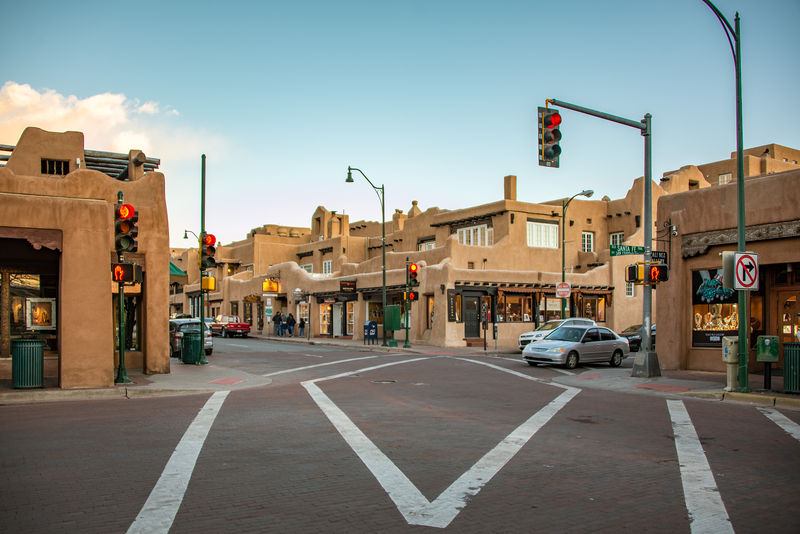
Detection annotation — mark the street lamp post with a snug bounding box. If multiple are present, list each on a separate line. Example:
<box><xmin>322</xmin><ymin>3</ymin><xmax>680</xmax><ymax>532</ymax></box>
<box><xmin>701</xmin><ymin>0</ymin><xmax>748</xmax><ymax>391</ymax></box>
<box><xmin>561</xmin><ymin>189</ymin><xmax>594</xmax><ymax>319</ymax></box>
<box><xmin>346</xmin><ymin>166</ymin><xmax>388</xmax><ymax>346</ymax></box>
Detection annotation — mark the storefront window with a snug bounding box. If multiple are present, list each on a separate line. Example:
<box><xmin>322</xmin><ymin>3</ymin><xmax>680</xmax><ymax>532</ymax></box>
<box><xmin>581</xmin><ymin>296</ymin><xmax>606</xmax><ymax>322</ymax></box>
<box><xmin>692</xmin><ymin>269</ymin><xmax>737</xmax><ymax>347</ymax></box>
<box><xmin>427</xmin><ymin>295</ymin><xmax>435</xmax><ymax>329</ymax></box>
<box><xmin>320</xmin><ymin>303</ymin><xmax>332</xmax><ymax>334</ymax></box>
<box><xmin>541</xmin><ymin>297</ymin><xmax>565</xmax><ymax>321</ymax></box>
<box><xmin>368</xmin><ymin>301</ymin><xmax>384</xmax><ymax>325</ymax></box>
<box><xmin>497</xmin><ymin>294</ymin><xmax>533</xmax><ymax>322</ymax></box>
<box><xmin>346</xmin><ymin>301</ymin><xmax>354</xmax><ymax>335</ymax></box>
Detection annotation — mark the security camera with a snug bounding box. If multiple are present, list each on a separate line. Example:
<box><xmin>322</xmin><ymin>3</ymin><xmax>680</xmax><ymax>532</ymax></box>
<box><xmin>672</xmin><ymin>229</ymin><xmax>678</xmax><ymax>237</ymax></box>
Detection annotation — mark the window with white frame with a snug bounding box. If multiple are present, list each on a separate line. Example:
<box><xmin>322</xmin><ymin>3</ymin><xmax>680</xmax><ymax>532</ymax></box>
<box><xmin>610</xmin><ymin>232</ymin><xmax>624</xmax><ymax>247</ymax></box>
<box><xmin>718</xmin><ymin>173</ymin><xmax>732</xmax><ymax>185</ymax></box>
<box><xmin>626</xmin><ymin>282</ymin><xmax>635</xmax><ymax>297</ymax></box>
<box><xmin>322</xmin><ymin>260</ymin><xmax>332</xmax><ymax>274</ymax></box>
<box><xmin>456</xmin><ymin>224</ymin><xmax>493</xmax><ymax>247</ymax></box>
<box><xmin>581</xmin><ymin>232</ymin><xmax>594</xmax><ymax>252</ymax></box>
<box><xmin>300</xmin><ymin>264</ymin><xmax>313</xmax><ymax>273</ymax></box>
<box><xmin>418</xmin><ymin>239</ymin><xmax>436</xmax><ymax>251</ymax></box>
<box><xmin>526</xmin><ymin>221</ymin><xmax>558</xmax><ymax>249</ymax></box>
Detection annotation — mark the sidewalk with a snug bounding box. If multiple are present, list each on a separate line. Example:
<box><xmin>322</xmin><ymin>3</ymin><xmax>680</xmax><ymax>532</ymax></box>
<box><xmin>2</xmin><ymin>334</ymin><xmax>798</xmax><ymax>410</ymax></box>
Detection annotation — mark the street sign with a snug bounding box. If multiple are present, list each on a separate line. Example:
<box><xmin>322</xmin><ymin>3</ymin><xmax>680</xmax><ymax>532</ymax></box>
<box><xmin>734</xmin><ymin>252</ymin><xmax>759</xmax><ymax>290</ymax></box>
<box><xmin>610</xmin><ymin>245</ymin><xmax>645</xmax><ymax>256</ymax></box>
<box><xmin>556</xmin><ymin>282</ymin><xmax>571</xmax><ymax>298</ymax></box>
<box><xmin>651</xmin><ymin>250</ymin><xmax>667</xmax><ymax>262</ymax></box>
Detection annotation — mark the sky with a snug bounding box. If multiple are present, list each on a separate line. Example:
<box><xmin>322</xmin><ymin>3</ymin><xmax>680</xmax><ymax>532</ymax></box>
<box><xmin>1</xmin><ymin>0</ymin><xmax>798</xmax><ymax>248</ymax></box>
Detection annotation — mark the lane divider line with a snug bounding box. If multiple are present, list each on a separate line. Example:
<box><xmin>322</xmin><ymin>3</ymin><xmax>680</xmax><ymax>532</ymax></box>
<box><xmin>262</xmin><ymin>354</ymin><xmax>388</xmax><ymax>377</ymax></box>
<box><xmin>303</xmin><ymin>357</ymin><xmax>579</xmax><ymax>528</ymax></box>
<box><xmin>127</xmin><ymin>391</ymin><xmax>229</xmax><ymax>534</ymax></box>
<box><xmin>667</xmin><ymin>400</ymin><xmax>734</xmax><ymax>534</ymax></box>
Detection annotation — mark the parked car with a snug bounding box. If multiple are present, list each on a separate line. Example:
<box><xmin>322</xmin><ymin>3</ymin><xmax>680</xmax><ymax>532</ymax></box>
<box><xmin>522</xmin><ymin>325</ymin><xmax>629</xmax><ymax>369</ymax></box>
<box><xmin>618</xmin><ymin>324</ymin><xmax>656</xmax><ymax>352</ymax></box>
<box><xmin>518</xmin><ymin>318</ymin><xmax>597</xmax><ymax>351</ymax></box>
<box><xmin>169</xmin><ymin>318</ymin><xmax>213</xmax><ymax>357</ymax></box>
<box><xmin>210</xmin><ymin>315</ymin><xmax>251</xmax><ymax>337</ymax></box>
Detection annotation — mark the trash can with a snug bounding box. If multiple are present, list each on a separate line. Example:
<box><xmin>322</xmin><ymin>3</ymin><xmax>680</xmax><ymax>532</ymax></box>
<box><xmin>784</xmin><ymin>342</ymin><xmax>800</xmax><ymax>394</ymax></box>
<box><xmin>12</xmin><ymin>338</ymin><xmax>45</xmax><ymax>389</ymax></box>
<box><xmin>181</xmin><ymin>331</ymin><xmax>202</xmax><ymax>364</ymax></box>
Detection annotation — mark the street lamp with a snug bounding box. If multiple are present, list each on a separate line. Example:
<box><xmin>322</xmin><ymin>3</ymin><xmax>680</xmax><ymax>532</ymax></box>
<box><xmin>561</xmin><ymin>189</ymin><xmax>594</xmax><ymax>319</ymax></box>
<box><xmin>701</xmin><ymin>0</ymin><xmax>748</xmax><ymax>391</ymax></box>
<box><xmin>346</xmin><ymin>166</ymin><xmax>388</xmax><ymax>346</ymax></box>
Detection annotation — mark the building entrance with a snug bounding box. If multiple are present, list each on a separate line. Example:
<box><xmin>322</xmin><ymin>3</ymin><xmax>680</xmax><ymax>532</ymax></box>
<box><xmin>463</xmin><ymin>296</ymin><xmax>480</xmax><ymax>338</ymax></box>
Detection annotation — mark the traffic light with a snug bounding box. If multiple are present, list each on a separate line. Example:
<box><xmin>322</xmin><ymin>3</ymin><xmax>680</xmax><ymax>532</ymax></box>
<box><xmin>646</xmin><ymin>263</ymin><xmax>669</xmax><ymax>283</ymax></box>
<box><xmin>538</xmin><ymin>106</ymin><xmax>562</xmax><ymax>168</ymax></box>
<box><xmin>111</xmin><ymin>263</ymin><xmax>142</xmax><ymax>283</ymax></box>
<box><xmin>408</xmin><ymin>262</ymin><xmax>419</xmax><ymax>286</ymax></box>
<box><xmin>626</xmin><ymin>264</ymin><xmax>644</xmax><ymax>283</ymax></box>
<box><xmin>200</xmin><ymin>232</ymin><xmax>217</xmax><ymax>270</ymax></box>
<box><xmin>114</xmin><ymin>203</ymin><xmax>138</xmax><ymax>253</ymax></box>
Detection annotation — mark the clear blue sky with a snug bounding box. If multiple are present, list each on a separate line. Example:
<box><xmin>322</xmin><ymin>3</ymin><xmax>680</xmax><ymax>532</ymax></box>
<box><xmin>2</xmin><ymin>0</ymin><xmax>798</xmax><ymax>247</ymax></box>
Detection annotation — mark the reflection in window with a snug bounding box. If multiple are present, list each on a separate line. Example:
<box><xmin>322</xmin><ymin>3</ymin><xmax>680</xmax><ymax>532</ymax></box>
<box><xmin>497</xmin><ymin>294</ymin><xmax>533</xmax><ymax>322</ymax></box>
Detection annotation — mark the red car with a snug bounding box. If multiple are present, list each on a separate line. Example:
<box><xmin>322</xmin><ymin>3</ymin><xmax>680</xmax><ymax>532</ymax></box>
<box><xmin>210</xmin><ymin>315</ymin><xmax>251</xmax><ymax>337</ymax></box>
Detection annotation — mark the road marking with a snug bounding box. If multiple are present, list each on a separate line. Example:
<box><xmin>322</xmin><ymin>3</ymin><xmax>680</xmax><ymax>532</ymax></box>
<box><xmin>227</xmin><ymin>343</ymin><xmax>249</xmax><ymax>348</ymax></box>
<box><xmin>303</xmin><ymin>357</ymin><xmax>579</xmax><ymax>528</ymax></box>
<box><xmin>758</xmin><ymin>407</ymin><xmax>800</xmax><ymax>442</ymax></box>
<box><xmin>666</xmin><ymin>400</ymin><xmax>734</xmax><ymax>534</ymax></box>
<box><xmin>262</xmin><ymin>354</ymin><xmax>388</xmax><ymax>377</ymax></box>
<box><xmin>484</xmin><ymin>356</ymin><xmax>575</xmax><ymax>375</ymax></box>
<box><xmin>127</xmin><ymin>391</ymin><xmax>229</xmax><ymax>534</ymax></box>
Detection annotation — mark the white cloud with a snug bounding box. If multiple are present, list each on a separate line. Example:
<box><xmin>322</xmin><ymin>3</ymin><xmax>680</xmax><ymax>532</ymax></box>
<box><xmin>0</xmin><ymin>81</ymin><xmax>223</xmax><ymax>165</ymax></box>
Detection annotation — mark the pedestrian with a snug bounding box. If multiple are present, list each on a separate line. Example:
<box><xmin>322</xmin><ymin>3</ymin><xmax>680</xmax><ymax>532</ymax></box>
<box><xmin>298</xmin><ymin>317</ymin><xmax>306</xmax><ymax>337</ymax></box>
<box><xmin>286</xmin><ymin>313</ymin><xmax>296</xmax><ymax>337</ymax></box>
<box><xmin>272</xmin><ymin>311</ymin><xmax>282</xmax><ymax>336</ymax></box>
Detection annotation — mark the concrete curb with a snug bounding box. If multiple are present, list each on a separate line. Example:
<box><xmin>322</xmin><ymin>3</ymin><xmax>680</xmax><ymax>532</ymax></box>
<box><xmin>683</xmin><ymin>389</ymin><xmax>800</xmax><ymax>409</ymax></box>
<box><xmin>0</xmin><ymin>386</ymin><xmax>218</xmax><ymax>405</ymax></box>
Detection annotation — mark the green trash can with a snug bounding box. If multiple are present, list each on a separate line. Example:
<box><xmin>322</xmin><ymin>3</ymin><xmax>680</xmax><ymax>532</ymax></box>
<box><xmin>12</xmin><ymin>339</ymin><xmax>45</xmax><ymax>389</ymax></box>
<box><xmin>784</xmin><ymin>342</ymin><xmax>800</xmax><ymax>394</ymax></box>
<box><xmin>181</xmin><ymin>331</ymin><xmax>202</xmax><ymax>364</ymax></box>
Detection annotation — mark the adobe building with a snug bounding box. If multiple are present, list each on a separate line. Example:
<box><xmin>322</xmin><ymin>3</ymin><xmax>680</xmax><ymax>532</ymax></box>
<box><xmin>1</xmin><ymin>127</ymin><xmax>170</xmax><ymax>388</ymax></box>
<box><xmin>657</xmin><ymin>160</ymin><xmax>800</xmax><ymax>372</ymax></box>
<box><xmin>173</xmin><ymin>174</ymin><xmax>660</xmax><ymax>349</ymax></box>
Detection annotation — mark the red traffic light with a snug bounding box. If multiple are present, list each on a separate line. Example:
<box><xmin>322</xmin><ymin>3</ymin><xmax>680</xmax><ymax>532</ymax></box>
<box><xmin>408</xmin><ymin>263</ymin><xmax>418</xmax><ymax>273</ymax></box>
<box><xmin>204</xmin><ymin>233</ymin><xmax>216</xmax><ymax>246</ymax></box>
<box><xmin>116</xmin><ymin>203</ymin><xmax>135</xmax><ymax>219</ymax></box>
<box><xmin>543</xmin><ymin>111</ymin><xmax>561</xmax><ymax>128</ymax></box>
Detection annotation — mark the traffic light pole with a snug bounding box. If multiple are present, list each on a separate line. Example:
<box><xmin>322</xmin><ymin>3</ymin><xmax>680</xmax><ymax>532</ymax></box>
<box><xmin>115</xmin><ymin>191</ymin><xmax>131</xmax><ymax>384</ymax></box>
<box><xmin>548</xmin><ymin>98</ymin><xmax>660</xmax><ymax>377</ymax></box>
<box><xmin>198</xmin><ymin>154</ymin><xmax>208</xmax><ymax>365</ymax></box>
<box><xmin>404</xmin><ymin>257</ymin><xmax>411</xmax><ymax>348</ymax></box>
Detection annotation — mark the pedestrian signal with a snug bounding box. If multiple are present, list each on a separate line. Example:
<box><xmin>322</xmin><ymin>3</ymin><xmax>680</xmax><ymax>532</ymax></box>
<box><xmin>626</xmin><ymin>264</ymin><xmax>644</xmax><ymax>284</ymax></box>
<box><xmin>646</xmin><ymin>263</ymin><xmax>669</xmax><ymax>283</ymax></box>
<box><xmin>112</xmin><ymin>263</ymin><xmax>141</xmax><ymax>283</ymax></box>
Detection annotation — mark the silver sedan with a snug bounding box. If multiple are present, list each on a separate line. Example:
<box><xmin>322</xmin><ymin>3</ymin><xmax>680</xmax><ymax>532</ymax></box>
<box><xmin>522</xmin><ymin>326</ymin><xmax>630</xmax><ymax>369</ymax></box>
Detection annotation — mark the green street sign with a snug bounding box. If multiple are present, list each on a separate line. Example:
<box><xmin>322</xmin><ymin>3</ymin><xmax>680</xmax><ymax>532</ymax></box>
<box><xmin>610</xmin><ymin>245</ymin><xmax>646</xmax><ymax>256</ymax></box>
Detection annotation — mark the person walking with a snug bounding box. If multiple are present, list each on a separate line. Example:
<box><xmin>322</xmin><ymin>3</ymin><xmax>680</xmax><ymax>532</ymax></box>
<box><xmin>286</xmin><ymin>313</ymin><xmax>296</xmax><ymax>337</ymax></box>
<box><xmin>272</xmin><ymin>311</ymin><xmax>282</xmax><ymax>336</ymax></box>
<box><xmin>298</xmin><ymin>317</ymin><xmax>306</xmax><ymax>337</ymax></box>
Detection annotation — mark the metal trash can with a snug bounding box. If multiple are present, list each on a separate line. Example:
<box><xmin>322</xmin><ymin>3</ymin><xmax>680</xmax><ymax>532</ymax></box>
<box><xmin>784</xmin><ymin>342</ymin><xmax>800</xmax><ymax>394</ymax></box>
<box><xmin>181</xmin><ymin>331</ymin><xmax>202</xmax><ymax>364</ymax></box>
<box><xmin>12</xmin><ymin>338</ymin><xmax>45</xmax><ymax>389</ymax></box>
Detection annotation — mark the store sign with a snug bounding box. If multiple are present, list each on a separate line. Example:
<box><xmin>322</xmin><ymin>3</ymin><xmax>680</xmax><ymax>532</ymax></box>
<box><xmin>340</xmin><ymin>279</ymin><xmax>356</xmax><ymax>293</ymax></box>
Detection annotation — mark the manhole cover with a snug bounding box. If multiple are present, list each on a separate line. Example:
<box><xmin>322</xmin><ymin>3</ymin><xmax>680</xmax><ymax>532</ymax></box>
<box><xmin>372</xmin><ymin>379</ymin><xmax>396</xmax><ymax>384</ymax></box>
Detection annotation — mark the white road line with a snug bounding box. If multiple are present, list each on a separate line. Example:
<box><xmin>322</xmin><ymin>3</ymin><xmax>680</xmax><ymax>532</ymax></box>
<box><xmin>757</xmin><ymin>407</ymin><xmax>800</xmax><ymax>442</ymax></box>
<box><xmin>488</xmin><ymin>357</ymin><xmax>576</xmax><ymax>376</ymax></box>
<box><xmin>262</xmin><ymin>354</ymin><xmax>387</xmax><ymax>377</ymax></box>
<box><xmin>127</xmin><ymin>391</ymin><xmax>229</xmax><ymax>534</ymax></box>
<box><xmin>227</xmin><ymin>343</ymin><xmax>249</xmax><ymax>348</ymax></box>
<box><xmin>667</xmin><ymin>400</ymin><xmax>734</xmax><ymax>534</ymax></box>
<box><xmin>303</xmin><ymin>357</ymin><xmax>579</xmax><ymax>528</ymax></box>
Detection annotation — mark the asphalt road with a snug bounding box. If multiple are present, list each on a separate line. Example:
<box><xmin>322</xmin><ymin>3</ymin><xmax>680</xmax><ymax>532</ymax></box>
<box><xmin>2</xmin><ymin>337</ymin><xmax>799</xmax><ymax>533</ymax></box>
